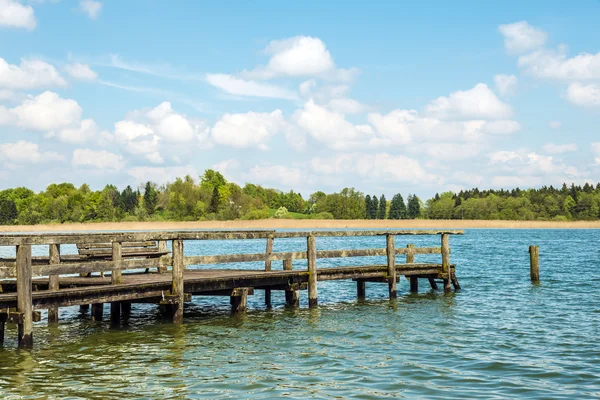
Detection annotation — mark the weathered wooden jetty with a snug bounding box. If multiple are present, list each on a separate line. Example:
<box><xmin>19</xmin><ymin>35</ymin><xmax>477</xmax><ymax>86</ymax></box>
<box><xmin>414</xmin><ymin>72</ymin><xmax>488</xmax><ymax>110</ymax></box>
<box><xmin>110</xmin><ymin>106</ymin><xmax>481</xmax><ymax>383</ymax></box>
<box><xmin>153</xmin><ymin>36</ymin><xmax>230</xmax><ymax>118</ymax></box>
<box><xmin>0</xmin><ymin>229</ymin><xmax>462</xmax><ymax>348</ymax></box>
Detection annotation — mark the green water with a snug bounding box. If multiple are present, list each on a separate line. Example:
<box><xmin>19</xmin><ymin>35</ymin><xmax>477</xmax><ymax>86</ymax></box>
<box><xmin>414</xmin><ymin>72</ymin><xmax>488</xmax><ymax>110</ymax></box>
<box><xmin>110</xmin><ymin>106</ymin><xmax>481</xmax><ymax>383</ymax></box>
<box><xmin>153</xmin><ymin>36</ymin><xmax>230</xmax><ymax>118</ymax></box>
<box><xmin>1</xmin><ymin>229</ymin><xmax>599</xmax><ymax>399</ymax></box>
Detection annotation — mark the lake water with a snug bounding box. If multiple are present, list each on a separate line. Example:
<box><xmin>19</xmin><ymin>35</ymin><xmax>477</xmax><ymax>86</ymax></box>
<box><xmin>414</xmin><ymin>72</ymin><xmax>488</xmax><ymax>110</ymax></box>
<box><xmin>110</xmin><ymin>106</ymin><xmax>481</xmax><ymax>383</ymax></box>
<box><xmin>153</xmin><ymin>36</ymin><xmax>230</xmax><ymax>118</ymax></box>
<box><xmin>1</xmin><ymin>229</ymin><xmax>599</xmax><ymax>399</ymax></box>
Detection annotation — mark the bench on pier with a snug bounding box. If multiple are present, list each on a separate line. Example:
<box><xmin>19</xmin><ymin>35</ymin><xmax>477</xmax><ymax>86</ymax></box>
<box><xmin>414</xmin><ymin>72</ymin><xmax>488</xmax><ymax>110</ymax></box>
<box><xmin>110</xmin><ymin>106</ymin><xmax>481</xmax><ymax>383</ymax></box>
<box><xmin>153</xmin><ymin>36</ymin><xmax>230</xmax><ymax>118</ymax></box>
<box><xmin>76</xmin><ymin>241</ymin><xmax>170</xmax><ymax>276</ymax></box>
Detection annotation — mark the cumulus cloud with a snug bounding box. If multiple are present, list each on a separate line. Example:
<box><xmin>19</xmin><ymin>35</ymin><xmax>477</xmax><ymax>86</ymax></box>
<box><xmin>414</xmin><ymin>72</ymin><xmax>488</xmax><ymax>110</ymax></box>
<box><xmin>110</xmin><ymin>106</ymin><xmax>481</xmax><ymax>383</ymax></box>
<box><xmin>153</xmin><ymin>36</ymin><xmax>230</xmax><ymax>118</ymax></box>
<box><xmin>0</xmin><ymin>57</ymin><xmax>65</xmax><ymax>89</ymax></box>
<box><xmin>79</xmin><ymin>0</ymin><xmax>101</xmax><ymax>19</ymax></box>
<box><xmin>64</xmin><ymin>63</ymin><xmax>98</xmax><ymax>81</ymax></box>
<box><xmin>293</xmin><ymin>99</ymin><xmax>373</xmax><ymax>149</ymax></box>
<box><xmin>489</xmin><ymin>150</ymin><xmax>569</xmax><ymax>179</ymax></box>
<box><xmin>425</xmin><ymin>83</ymin><xmax>513</xmax><ymax>120</ymax></box>
<box><xmin>245</xmin><ymin>164</ymin><xmax>307</xmax><ymax>188</ymax></box>
<box><xmin>72</xmin><ymin>148</ymin><xmax>123</xmax><ymax>170</ymax></box>
<box><xmin>518</xmin><ymin>47</ymin><xmax>600</xmax><ymax>81</ymax></box>
<box><xmin>494</xmin><ymin>74</ymin><xmax>518</xmax><ymax>96</ymax></box>
<box><xmin>205</xmin><ymin>73</ymin><xmax>297</xmax><ymax>100</ymax></box>
<box><xmin>565</xmin><ymin>82</ymin><xmax>600</xmax><ymax>108</ymax></box>
<box><xmin>0</xmin><ymin>0</ymin><xmax>36</xmax><ymax>30</ymax></box>
<box><xmin>0</xmin><ymin>140</ymin><xmax>64</xmax><ymax>164</ymax></box>
<box><xmin>542</xmin><ymin>143</ymin><xmax>577</xmax><ymax>154</ymax></box>
<box><xmin>11</xmin><ymin>91</ymin><xmax>82</xmax><ymax>131</ymax></box>
<box><xmin>327</xmin><ymin>98</ymin><xmax>367</xmax><ymax>114</ymax></box>
<box><xmin>211</xmin><ymin>109</ymin><xmax>289</xmax><ymax>150</ymax></box>
<box><xmin>498</xmin><ymin>21</ymin><xmax>547</xmax><ymax>54</ymax></box>
<box><xmin>243</xmin><ymin>36</ymin><xmax>359</xmax><ymax>81</ymax></box>
<box><xmin>127</xmin><ymin>165</ymin><xmax>199</xmax><ymax>185</ymax></box>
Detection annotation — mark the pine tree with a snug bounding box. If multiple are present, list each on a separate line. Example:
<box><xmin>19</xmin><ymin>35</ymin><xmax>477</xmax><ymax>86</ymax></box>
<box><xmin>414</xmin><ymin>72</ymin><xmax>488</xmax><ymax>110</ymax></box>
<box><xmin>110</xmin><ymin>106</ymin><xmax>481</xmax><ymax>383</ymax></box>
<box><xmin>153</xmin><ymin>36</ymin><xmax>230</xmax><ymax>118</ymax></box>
<box><xmin>209</xmin><ymin>186</ymin><xmax>220</xmax><ymax>214</ymax></box>
<box><xmin>143</xmin><ymin>182</ymin><xmax>158</xmax><ymax>215</ymax></box>
<box><xmin>371</xmin><ymin>195</ymin><xmax>378</xmax><ymax>219</ymax></box>
<box><xmin>365</xmin><ymin>195</ymin><xmax>372</xmax><ymax>219</ymax></box>
<box><xmin>388</xmin><ymin>194</ymin><xmax>407</xmax><ymax>219</ymax></box>
<box><xmin>377</xmin><ymin>194</ymin><xmax>387</xmax><ymax>219</ymax></box>
<box><xmin>121</xmin><ymin>185</ymin><xmax>138</xmax><ymax>213</ymax></box>
<box><xmin>407</xmin><ymin>194</ymin><xmax>421</xmax><ymax>219</ymax></box>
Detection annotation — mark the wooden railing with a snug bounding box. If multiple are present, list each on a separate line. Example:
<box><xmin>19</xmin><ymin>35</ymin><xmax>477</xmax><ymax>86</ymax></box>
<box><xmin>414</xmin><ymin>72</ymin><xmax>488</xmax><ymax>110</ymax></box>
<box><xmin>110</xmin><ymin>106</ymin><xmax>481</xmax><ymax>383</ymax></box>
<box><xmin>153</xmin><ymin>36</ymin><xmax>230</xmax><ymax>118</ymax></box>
<box><xmin>0</xmin><ymin>229</ymin><xmax>463</xmax><ymax>348</ymax></box>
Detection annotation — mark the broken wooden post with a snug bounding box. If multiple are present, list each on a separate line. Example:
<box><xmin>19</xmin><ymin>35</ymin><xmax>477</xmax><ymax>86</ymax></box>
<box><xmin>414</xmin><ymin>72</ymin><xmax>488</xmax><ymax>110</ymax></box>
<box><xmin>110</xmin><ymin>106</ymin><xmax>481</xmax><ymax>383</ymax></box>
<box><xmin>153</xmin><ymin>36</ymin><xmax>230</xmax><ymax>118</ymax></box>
<box><xmin>171</xmin><ymin>238</ymin><xmax>185</xmax><ymax>323</ymax></box>
<box><xmin>230</xmin><ymin>288</ymin><xmax>250</xmax><ymax>313</ymax></box>
<box><xmin>264</xmin><ymin>235</ymin><xmax>273</xmax><ymax>307</ymax></box>
<box><xmin>48</xmin><ymin>244</ymin><xmax>60</xmax><ymax>323</ymax></box>
<box><xmin>16</xmin><ymin>244</ymin><xmax>33</xmax><ymax>348</ymax></box>
<box><xmin>386</xmin><ymin>234</ymin><xmax>397</xmax><ymax>298</ymax></box>
<box><xmin>428</xmin><ymin>276</ymin><xmax>439</xmax><ymax>290</ymax></box>
<box><xmin>283</xmin><ymin>258</ymin><xmax>299</xmax><ymax>307</ymax></box>
<box><xmin>157</xmin><ymin>240</ymin><xmax>168</xmax><ymax>273</ymax></box>
<box><xmin>441</xmin><ymin>234</ymin><xmax>451</xmax><ymax>293</ymax></box>
<box><xmin>529</xmin><ymin>245</ymin><xmax>540</xmax><ymax>282</ymax></box>
<box><xmin>406</xmin><ymin>243</ymin><xmax>419</xmax><ymax>292</ymax></box>
<box><xmin>307</xmin><ymin>234</ymin><xmax>318</xmax><ymax>307</ymax></box>
<box><xmin>0</xmin><ymin>313</ymin><xmax>5</xmax><ymax>346</ymax></box>
<box><xmin>111</xmin><ymin>241</ymin><xmax>122</xmax><ymax>325</ymax></box>
<box><xmin>357</xmin><ymin>280</ymin><xmax>366</xmax><ymax>299</ymax></box>
<box><xmin>91</xmin><ymin>303</ymin><xmax>103</xmax><ymax>321</ymax></box>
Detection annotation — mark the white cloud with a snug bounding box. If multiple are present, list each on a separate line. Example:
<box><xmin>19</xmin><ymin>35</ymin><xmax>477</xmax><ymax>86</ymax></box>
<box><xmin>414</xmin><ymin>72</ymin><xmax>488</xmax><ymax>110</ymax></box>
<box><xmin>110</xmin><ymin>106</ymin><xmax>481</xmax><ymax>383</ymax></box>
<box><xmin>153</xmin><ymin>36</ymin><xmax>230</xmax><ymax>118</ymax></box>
<box><xmin>72</xmin><ymin>148</ymin><xmax>123</xmax><ymax>170</ymax></box>
<box><xmin>11</xmin><ymin>91</ymin><xmax>82</xmax><ymax>131</ymax></box>
<box><xmin>293</xmin><ymin>99</ymin><xmax>373</xmax><ymax>149</ymax></box>
<box><xmin>489</xmin><ymin>150</ymin><xmax>521</xmax><ymax>163</ymax></box>
<box><xmin>146</xmin><ymin>101</ymin><xmax>201</xmax><ymax>143</ymax></box>
<box><xmin>0</xmin><ymin>140</ymin><xmax>64</xmax><ymax>164</ymax></box>
<box><xmin>327</xmin><ymin>98</ymin><xmax>367</xmax><ymax>114</ymax></box>
<box><xmin>79</xmin><ymin>0</ymin><xmax>101</xmax><ymax>19</ymax></box>
<box><xmin>0</xmin><ymin>57</ymin><xmax>65</xmax><ymax>89</ymax></box>
<box><xmin>425</xmin><ymin>83</ymin><xmax>513</xmax><ymax>120</ymax></box>
<box><xmin>212</xmin><ymin>159</ymin><xmax>240</xmax><ymax>180</ymax></box>
<box><xmin>548</xmin><ymin>121</ymin><xmax>562</xmax><ymax>129</ymax></box>
<box><xmin>518</xmin><ymin>47</ymin><xmax>600</xmax><ymax>80</ymax></box>
<box><xmin>542</xmin><ymin>143</ymin><xmax>577</xmax><ymax>154</ymax></box>
<box><xmin>565</xmin><ymin>82</ymin><xmax>600</xmax><ymax>109</ymax></box>
<box><xmin>0</xmin><ymin>0</ymin><xmax>35</xmax><ymax>30</ymax></box>
<box><xmin>592</xmin><ymin>142</ymin><xmax>600</xmax><ymax>155</ymax></box>
<box><xmin>243</xmin><ymin>36</ymin><xmax>358</xmax><ymax>81</ymax></box>
<box><xmin>246</xmin><ymin>164</ymin><xmax>307</xmax><ymax>188</ymax></box>
<box><xmin>211</xmin><ymin>109</ymin><xmax>287</xmax><ymax>150</ymax></box>
<box><xmin>492</xmin><ymin>175</ymin><xmax>543</xmax><ymax>188</ymax></box>
<box><xmin>205</xmin><ymin>73</ymin><xmax>297</xmax><ymax>100</ymax></box>
<box><xmin>299</xmin><ymin>79</ymin><xmax>316</xmax><ymax>97</ymax></box>
<box><xmin>57</xmin><ymin>119</ymin><xmax>107</xmax><ymax>143</ymax></box>
<box><xmin>490</xmin><ymin>150</ymin><xmax>565</xmax><ymax>176</ymax></box>
<box><xmin>114</xmin><ymin>120</ymin><xmax>162</xmax><ymax>163</ymax></box>
<box><xmin>310</xmin><ymin>153</ymin><xmax>440</xmax><ymax>184</ymax></box>
<box><xmin>64</xmin><ymin>63</ymin><xmax>98</xmax><ymax>81</ymax></box>
<box><xmin>494</xmin><ymin>74</ymin><xmax>518</xmax><ymax>96</ymax></box>
<box><xmin>127</xmin><ymin>165</ymin><xmax>199</xmax><ymax>185</ymax></box>
<box><xmin>498</xmin><ymin>21</ymin><xmax>546</xmax><ymax>54</ymax></box>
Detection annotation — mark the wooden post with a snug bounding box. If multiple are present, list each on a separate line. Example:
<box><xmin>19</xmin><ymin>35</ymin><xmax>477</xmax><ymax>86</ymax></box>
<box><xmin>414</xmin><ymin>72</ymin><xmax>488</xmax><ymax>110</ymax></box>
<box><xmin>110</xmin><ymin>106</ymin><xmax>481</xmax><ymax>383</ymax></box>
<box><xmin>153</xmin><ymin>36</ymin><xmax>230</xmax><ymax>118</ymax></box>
<box><xmin>171</xmin><ymin>239</ymin><xmax>185</xmax><ymax>323</ymax></box>
<box><xmin>406</xmin><ymin>243</ymin><xmax>419</xmax><ymax>292</ymax></box>
<box><xmin>264</xmin><ymin>235</ymin><xmax>273</xmax><ymax>307</ymax></box>
<box><xmin>357</xmin><ymin>280</ymin><xmax>366</xmax><ymax>299</ymax></box>
<box><xmin>428</xmin><ymin>277</ymin><xmax>439</xmax><ymax>290</ymax></box>
<box><xmin>0</xmin><ymin>315</ymin><xmax>4</xmax><ymax>346</ymax></box>
<box><xmin>121</xmin><ymin>302</ymin><xmax>132</xmax><ymax>321</ymax></box>
<box><xmin>529</xmin><ymin>245</ymin><xmax>540</xmax><ymax>282</ymax></box>
<box><xmin>158</xmin><ymin>240</ymin><xmax>168</xmax><ymax>273</ymax></box>
<box><xmin>80</xmin><ymin>304</ymin><xmax>89</xmax><ymax>313</ymax></box>
<box><xmin>307</xmin><ymin>235</ymin><xmax>318</xmax><ymax>308</ymax></box>
<box><xmin>386</xmin><ymin>234</ymin><xmax>397</xmax><ymax>299</ymax></box>
<box><xmin>91</xmin><ymin>303</ymin><xmax>103</xmax><ymax>321</ymax></box>
<box><xmin>441</xmin><ymin>234</ymin><xmax>451</xmax><ymax>293</ymax></box>
<box><xmin>283</xmin><ymin>258</ymin><xmax>299</xmax><ymax>307</ymax></box>
<box><xmin>48</xmin><ymin>244</ymin><xmax>60</xmax><ymax>323</ymax></box>
<box><xmin>230</xmin><ymin>288</ymin><xmax>249</xmax><ymax>313</ymax></box>
<box><xmin>111</xmin><ymin>242</ymin><xmax>123</xmax><ymax>325</ymax></box>
<box><xmin>16</xmin><ymin>244</ymin><xmax>33</xmax><ymax>348</ymax></box>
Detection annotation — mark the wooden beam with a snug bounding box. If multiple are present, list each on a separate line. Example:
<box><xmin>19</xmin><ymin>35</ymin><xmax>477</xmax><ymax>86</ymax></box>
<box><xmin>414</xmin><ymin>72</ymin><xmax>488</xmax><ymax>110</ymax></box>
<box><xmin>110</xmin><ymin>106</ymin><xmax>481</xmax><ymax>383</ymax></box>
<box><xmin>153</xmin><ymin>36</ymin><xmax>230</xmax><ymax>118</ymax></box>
<box><xmin>16</xmin><ymin>244</ymin><xmax>33</xmax><ymax>348</ymax></box>
<box><xmin>307</xmin><ymin>235</ymin><xmax>318</xmax><ymax>308</ymax></box>
<box><xmin>264</xmin><ymin>235</ymin><xmax>273</xmax><ymax>307</ymax></box>
<box><xmin>157</xmin><ymin>240</ymin><xmax>168</xmax><ymax>273</ymax></box>
<box><xmin>171</xmin><ymin>239</ymin><xmax>185</xmax><ymax>323</ymax></box>
<box><xmin>386</xmin><ymin>234</ymin><xmax>396</xmax><ymax>299</ymax></box>
<box><xmin>47</xmin><ymin>244</ymin><xmax>60</xmax><ymax>323</ymax></box>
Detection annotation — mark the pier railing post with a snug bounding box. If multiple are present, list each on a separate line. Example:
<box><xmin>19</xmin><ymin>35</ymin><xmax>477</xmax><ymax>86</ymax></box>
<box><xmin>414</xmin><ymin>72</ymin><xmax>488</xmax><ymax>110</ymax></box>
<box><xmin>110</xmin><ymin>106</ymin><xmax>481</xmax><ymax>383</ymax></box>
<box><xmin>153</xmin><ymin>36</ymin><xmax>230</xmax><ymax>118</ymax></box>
<box><xmin>307</xmin><ymin>234</ymin><xmax>318</xmax><ymax>308</ymax></box>
<box><xmin>283</xmin><ymin>258</ymin><xmax>299</xmax><ymax>307</ymax></box>
<box><xmin>111</xmin><ymin>242</ymin><xmax>123</xmax><ymax>325</ymax></box>
<box><xmin>386</xmin><ymin>234</ymin><xmax>397</xmax><ymax>298</ymax></box>
<box><xmin>16</xmin><ymin>244</ymin><xmax>33</xmax><ymax>348</ymax></box>
<box><xmin>529</xmin><ymin>245</ymin><xmax>540</xmax><ymax>282</ymax></box>
<box><xmin>406</xmin><ymin>243</ymin><xmax>420</xmax><ymax>292</ymax></box>
<box><xmin>171</xmin><ymin>239</ymin><xmax>185</xmax><ymax>323</ymax></box>
<box><xmin>48</xmin><ymin>244</ymin><xmax>60</xmax><ymax>323</ymax></box>
<box><xmin>157</xmin><ymin>240</ymin><xmax>168</xmax><ymax>273</ymax></box>
<box><xmin>264</xmin><ymin>235</ymin><xmax>273</xmax><ymax>307</ymax></box>
<box><xmin>441</xmin><ymin>234</ymin><xmax>451</xmax><ymax>293</ymax></box>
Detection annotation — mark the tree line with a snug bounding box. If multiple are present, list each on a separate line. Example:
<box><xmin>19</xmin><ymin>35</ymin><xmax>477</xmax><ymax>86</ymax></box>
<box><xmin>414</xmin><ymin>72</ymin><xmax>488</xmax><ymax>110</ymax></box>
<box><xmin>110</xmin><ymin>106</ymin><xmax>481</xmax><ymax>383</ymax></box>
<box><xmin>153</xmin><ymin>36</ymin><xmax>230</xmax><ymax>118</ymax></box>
<box><xmin>0</xmin><ymin>170</ymin><xmax>599</xmax><ymax>225</ymax></box>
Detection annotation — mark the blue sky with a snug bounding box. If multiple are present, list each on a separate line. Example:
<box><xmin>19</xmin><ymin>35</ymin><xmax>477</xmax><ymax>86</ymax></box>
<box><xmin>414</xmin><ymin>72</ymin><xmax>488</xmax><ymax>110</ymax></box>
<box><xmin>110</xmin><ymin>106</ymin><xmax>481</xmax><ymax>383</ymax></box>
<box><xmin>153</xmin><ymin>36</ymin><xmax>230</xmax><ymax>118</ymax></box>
<box><xmin>0</xmin><ymin>0</ymin><xmax>599</xmax><ymax>198</ymax></box>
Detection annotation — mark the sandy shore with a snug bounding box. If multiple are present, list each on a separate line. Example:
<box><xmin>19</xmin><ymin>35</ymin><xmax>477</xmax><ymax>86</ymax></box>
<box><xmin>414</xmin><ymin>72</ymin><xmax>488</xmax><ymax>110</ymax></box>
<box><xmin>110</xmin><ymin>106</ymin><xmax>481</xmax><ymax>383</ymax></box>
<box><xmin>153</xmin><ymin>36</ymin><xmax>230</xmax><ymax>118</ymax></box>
<box><xmin>1</xmin><ymin>219</ymin><xmax>600</xmax><ymax>232</ymax></box>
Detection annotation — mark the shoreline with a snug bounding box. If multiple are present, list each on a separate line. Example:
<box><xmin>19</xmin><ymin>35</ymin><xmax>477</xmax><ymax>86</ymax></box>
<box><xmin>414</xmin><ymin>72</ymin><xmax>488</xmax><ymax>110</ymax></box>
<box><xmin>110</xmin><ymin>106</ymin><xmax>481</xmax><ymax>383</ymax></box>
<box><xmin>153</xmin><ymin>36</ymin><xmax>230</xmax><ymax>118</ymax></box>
<box><xmin>1</xmin><ymin>219</ymin><xmax>600</xmax><ymax>232</ymax></box>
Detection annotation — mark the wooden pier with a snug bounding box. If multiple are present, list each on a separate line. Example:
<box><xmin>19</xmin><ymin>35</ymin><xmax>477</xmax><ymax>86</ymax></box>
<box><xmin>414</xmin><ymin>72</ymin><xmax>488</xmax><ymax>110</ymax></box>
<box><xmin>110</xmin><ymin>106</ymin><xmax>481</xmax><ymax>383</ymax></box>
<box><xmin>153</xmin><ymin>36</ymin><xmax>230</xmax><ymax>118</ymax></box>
<box><xmin>0</xmin><ymin>229</ymin><xmax>462</xmax><ymax>348</ymax></box>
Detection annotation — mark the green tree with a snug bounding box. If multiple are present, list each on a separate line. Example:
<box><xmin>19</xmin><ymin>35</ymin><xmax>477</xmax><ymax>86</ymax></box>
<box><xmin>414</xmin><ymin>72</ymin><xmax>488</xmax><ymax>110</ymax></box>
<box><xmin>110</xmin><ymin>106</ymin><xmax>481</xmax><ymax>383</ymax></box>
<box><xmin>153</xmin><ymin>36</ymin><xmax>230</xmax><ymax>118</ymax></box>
<box><xmin>388</xmin><ymin>194</ymin><xmax>407</xmax><ymax>219</ymax></box>
<box><xmin>407</xmin><ymin>194</ymin><xmax>421</xmax><ymax>219</ymax></box>
<box><xmin>0</xmin><ymin>198</ymin><xmax>17</xmax><ymax>225</ymax></box>
<box><xmin>365</xmin><ymin>195</ymin><xmax>372</xmax><ymax>219</ymax></box>
<box><xmin>209</xmin><ymin>186</ymin><xmax>220</xmax><ymax>214</ymax></box>
<box><xmin>143</xmin><ymin>182</ymin><xmax>158</xmax><ymax>215</ymax></box>
<box><xmin>121</xmin><ymin>185</ymin><xmax>139</xmax><ymax>213</ymax></box>
<box><xmin>371</xmin><ymin>195</ymin><xmax>378</xmax><ymax>219</ymax></box>
<box><xmin>377</xmin><ymin>194</ymin><xmax>387</xmax><ymax>219</ymax></box>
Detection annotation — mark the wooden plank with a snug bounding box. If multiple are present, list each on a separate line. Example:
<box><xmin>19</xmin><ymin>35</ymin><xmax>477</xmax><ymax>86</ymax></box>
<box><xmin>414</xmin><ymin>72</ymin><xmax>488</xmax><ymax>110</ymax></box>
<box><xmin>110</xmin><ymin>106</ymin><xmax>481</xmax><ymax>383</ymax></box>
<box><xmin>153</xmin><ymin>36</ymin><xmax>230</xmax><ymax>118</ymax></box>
<box><xmin>307</xmin><ymin>235</ymin><xmax>317</xmax><ymax>308</ymax></box>
<box><xmin>157</xmin><ymin>240</ymin><xmax>168</xmax><ymax>273</ymax></box>
<box><xmin>0</xmin><ymin>229</ymin><xmax>463</xmax><ymax>246</ymax></box>
<box><xmin>78</xmin><ymin>249</ymin><xmax>166</xmax><ymax>257</ymax></box>
<box><xmin>32</xmin><ymin>258</ymin><xmax>162</xmax><ymax>276</ymax></box>
<box><xmin>77</xmin><ymin>241</ymin><xmax>157</xmax><ymax>249</ymax></box>
<box><xmin>16</xmin><ymin>244</ymin><xmax>33</xmax><ymax>348</ymax></box>
<box><xmin>0</xmin><ymin>264</ymin><xmax>16</xmax><ymax>279</ymax></box>
<box><xmin>171</xmin><ymin>239</ymin><xmax>184</xmax><ymax>323</ymax></box>
<box><xmin>386</xmin><ymin>234</ymin><xmax>396</xmax><ymax>299</ymax></box>
<box><xmin>48</xmin><ymin>244</ymin><xmax>60</xmax><ymax>323</ymax></box>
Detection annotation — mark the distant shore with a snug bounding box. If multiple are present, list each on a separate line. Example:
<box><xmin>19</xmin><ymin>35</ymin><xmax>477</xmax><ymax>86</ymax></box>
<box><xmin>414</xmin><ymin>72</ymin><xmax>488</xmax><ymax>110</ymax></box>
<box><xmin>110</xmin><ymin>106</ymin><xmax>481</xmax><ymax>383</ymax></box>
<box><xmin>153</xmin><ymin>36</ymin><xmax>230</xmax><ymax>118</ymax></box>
<box><xmin>2</xmin><ymin>219</ymin><xmax>600</xmax><ymax>232</ymax></box>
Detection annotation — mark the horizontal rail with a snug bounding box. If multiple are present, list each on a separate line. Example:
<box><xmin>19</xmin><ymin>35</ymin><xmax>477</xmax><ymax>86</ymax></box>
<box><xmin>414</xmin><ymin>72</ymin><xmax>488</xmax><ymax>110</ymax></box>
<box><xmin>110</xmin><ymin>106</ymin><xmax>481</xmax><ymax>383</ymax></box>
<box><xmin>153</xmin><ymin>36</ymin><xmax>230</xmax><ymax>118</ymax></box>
<box><xmin>0</xmin><ymin>229</ymin><xmax>463</xmax><ymax>245</ymax></box>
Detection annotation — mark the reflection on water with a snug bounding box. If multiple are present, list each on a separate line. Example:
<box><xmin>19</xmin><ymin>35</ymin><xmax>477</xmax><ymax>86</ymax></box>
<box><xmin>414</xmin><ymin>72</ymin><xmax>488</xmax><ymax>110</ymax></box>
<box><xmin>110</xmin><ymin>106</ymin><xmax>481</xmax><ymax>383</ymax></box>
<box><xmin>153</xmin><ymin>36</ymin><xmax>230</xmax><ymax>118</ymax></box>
<box><xmin>1</xmin><ymin>229</ymin><xmax>600</xmax><ymax>398</ymax></box>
